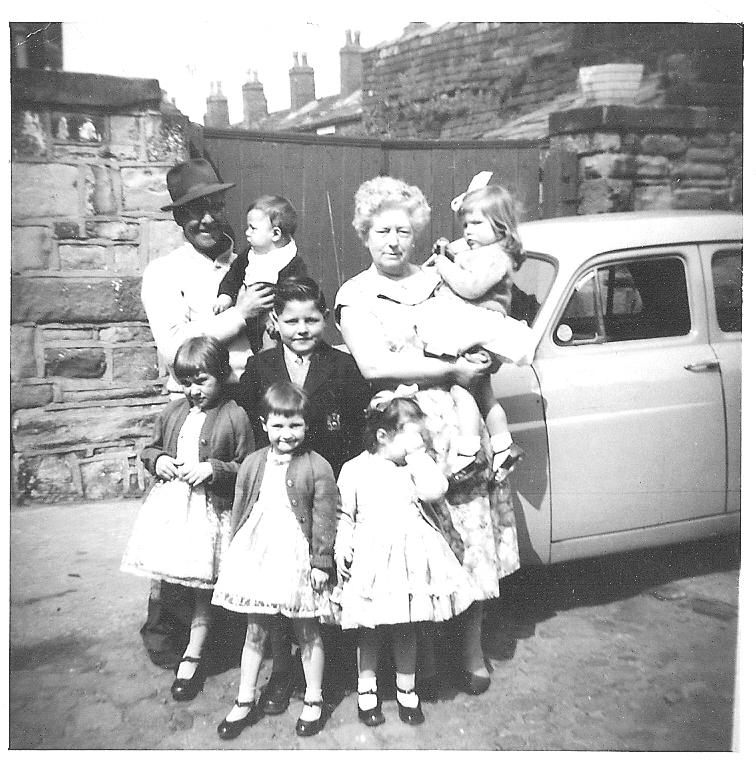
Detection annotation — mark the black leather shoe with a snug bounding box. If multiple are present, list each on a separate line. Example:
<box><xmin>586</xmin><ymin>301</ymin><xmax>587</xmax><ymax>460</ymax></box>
<box><xmin>259</xmin><ymin>672</ymin><xmax>293</xmax><ymax>715</ymax></box>
<box><xmin>170</xmin><ymin>656</ymin><xmax>204</xmax><ymax>702</ymax></box>
<box><xmin>493</xmin><ymin>443</ymin><xmax>525</xmax><ymax>482</ymax></box>
<box><xmin>295</xmin><ymin>700</ymin><xmax>327</xmax><ymax>737</ymax></box>
<box><xmin>397</xmin><ymin>688</ymin><xmax>425</xmax><ymax>725</ymax></box>
<box><xmin>217</xmin><ymin>700</ymin><xmax>259</xmax><ymax>740</ymax></box>
<box><xmin>357</xmin><ymin>691</ymin><xmax>385</xmax><ymax>727</ymax></box>
<box><xmin>457</xmin><ymin>670</ymin><xmax>491</xmax><ymax>696</ymax></box>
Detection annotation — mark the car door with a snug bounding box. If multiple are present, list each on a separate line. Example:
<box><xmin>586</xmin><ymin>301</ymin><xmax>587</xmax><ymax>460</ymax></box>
<box><xmin>700</xmin><ymin>242</ymin><xmax>742</xmax><ymax>513</ymax></box>
<box><xmin>533</xmin><ymin>245</ymin><xmax>727</xmax><ymax>543</ymax></box>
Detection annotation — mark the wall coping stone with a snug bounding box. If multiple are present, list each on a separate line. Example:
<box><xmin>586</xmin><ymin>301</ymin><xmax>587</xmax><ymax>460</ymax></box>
<box><xmin>12</xmin><ymin>69</ymin><xmax>162</xmax><ymax>110</ymax></box>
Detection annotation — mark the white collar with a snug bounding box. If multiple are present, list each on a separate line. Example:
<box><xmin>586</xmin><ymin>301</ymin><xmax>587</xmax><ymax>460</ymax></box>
<box><xmin>245</xmin><ymin>239</ymin><xmax>298</xmax><ymax>284</ymax></box>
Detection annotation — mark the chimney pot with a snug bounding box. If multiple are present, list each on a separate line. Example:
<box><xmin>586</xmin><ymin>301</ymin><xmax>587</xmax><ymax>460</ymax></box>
<box><xmin>289</xmin><ymin>50</ymin><xmax>316</xmax><ymax>109</ymax></box>
<box><xmin>340</xmin><ymin>29</ymin><xmax>363</xmax><ymax>96</ymax></box>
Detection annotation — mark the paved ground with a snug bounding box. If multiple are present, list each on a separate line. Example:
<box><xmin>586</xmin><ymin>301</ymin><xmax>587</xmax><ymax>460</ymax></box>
<box><xmin>9</xmin><ymin>498</ymin><xmax>740</xmax><ymax>751</ymax></box>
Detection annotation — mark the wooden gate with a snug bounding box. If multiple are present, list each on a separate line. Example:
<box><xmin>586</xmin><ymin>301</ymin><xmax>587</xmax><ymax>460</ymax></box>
<box><xmin>192</xmin><ymin>127</ymin><xmax>575</xmax><ymax>340</ymax></box>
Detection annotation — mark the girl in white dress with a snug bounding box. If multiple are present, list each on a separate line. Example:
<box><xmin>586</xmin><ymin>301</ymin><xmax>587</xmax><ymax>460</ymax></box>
<box><xmin>335</xmin><ymin>389</ymin><xmax>479</xmax><ymax>727</ymax></box>
<box><xmin>121</xmin><ymin>335</ymin><xmax>254</xmax><ymax>702</ymax></box>
<box><xmin>212</xmin><ymin>382</ymin><xmax>339</xmax><ymax>740</ymax></box>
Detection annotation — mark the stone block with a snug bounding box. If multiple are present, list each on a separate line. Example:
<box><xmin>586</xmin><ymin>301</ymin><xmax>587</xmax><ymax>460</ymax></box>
<box><xmin>43</xmin><ymin>328</ymin><xmax>95</xmax><ymax>340</ymax></box>
<box><xmin>99</xmin><ymin>325</ymin><xmax>154</xmax><ymax>343</ymax></box>
<box><xmin>635</xmin><ymin>155</ymin><xmax>670</xmax><ymax>179</ymax></box>
<box><xmin>12</xmin><ymin>109</ymin><xmax>48</xmax><ymax>158</ymax></box>
<box><xmin>634</xmin><ymin>185</ymin><xmax>673</xmax><ymax>211</ymax></box>
<box><xmin>10</xmin><ymin>325</ymin><xmax>38</xmax><ymax>381</ymax></box>
<box><xmin>673</xmin><ymin>163</ymin><xmax>728</xmax><ymax>181</ymax></box>
<box><xmin>11</xmin><ymin>276</ymin><xmax>146</xmax><ymax>323</ymax></box>
<box><xmin>54</xmin><ymin>221</ymin><xmax>82</xmax><ymax>239</ymax></box>
<box><xmin>578</xmin><ymin>178</ymin><xmax>633</xmax><ymax>215</ymax></box>
<box><xmin>638</xmin><ymin>134</ymin><xmax>689</xmax><ymax>156</ymax></box>
<box><xmin>59</xmin><ymin>244</ymin><xmax>108</xmax><ymax>270</ymax></box>
<box><xmin>85</xmin><ymin>220</ymin><xmax>139</xmax><ymax>241</ymax></box>
<box><xmin>107</xmin><ymin>115</ymin><xmax>141</xmax><ymax>160</ymax></box>
<box><xmin>112</xmin><ymin>347</ymin><xmax>159</xmax><ymax>381</ymax></box>
<box><xmin>672</xmin><ymin>188</ymin><xmax>715</xmax><ymax>210</ymax></box>
<box><xmin>12</xmin><ymin>226</ymin><xmax>52</xmax><ymax>272</ymax></box>
<box><xmin>80</xmin><ymin>457</ymin><xmax>125</xmax><ymax>500</ymax></box>
<box><xmin>44</xmin><ymin>348</ymin><xmax>107</xmax><ymax>378</ymax></box>
<box><xmin>11</xmin><ymin>163</ymin><xmax>79</xmax><ymax>219</ymax></box>
<box><xmin>113</xmin><ymin>245</ymin><xmax>141</xmax><ymax>272</ymax></box>
<box><xmin>13</xmin><ymin>453</ymin><xmax>81</xmax><ymax>503</ymax></box>
<box><xmin>121</xmin><ymin>167</ymin><xmax>170</xmax><ymax>211</ymax></box>
<box><xmin>11</xmin><ymin>382</ymin><xmax>55</xmax><ymax>411</ymax></box>
<box><xmin>580</xmin><ymin>153</ymin><xmax>635</xmax><ymax>180</ymax></box>
<box><xmin>12</xmin><ymin>401</ymin><xmax>163</xmax><ymax>452</ymax></box>
<box><xmin>143</xmin><ymin>219</ymin><xmax>185</xmax><ymax>262</ymax></box>
<box><xmin>685</xmin><ymin>146</ymin><xmax>736</xmax><ymax>164</ymax></box>
<box><xmin>51</xmin><ymin>112</ymin><xmax>104</xmax><ymax>143</ymax></box>
<box><xmin>144</xmin><ymin>114</ymin><xmax>188</xmax><ymax>163</ymax></box>
<box><xmin>690</xmin><ymin>132</ymin><xmax>730</xmax><ymax>148</ymax></box>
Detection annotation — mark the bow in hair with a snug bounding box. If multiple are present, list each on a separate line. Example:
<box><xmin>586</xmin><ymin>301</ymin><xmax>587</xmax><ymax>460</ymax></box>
<box><xmin>449</xmin><ymin>171</ymin><xmax>493</xmax><ymax>212</ymax></box>
<box><xmin>368</xmin><ymin>384</ymin><xmax>420</xmax><ymax>413</ymax></box>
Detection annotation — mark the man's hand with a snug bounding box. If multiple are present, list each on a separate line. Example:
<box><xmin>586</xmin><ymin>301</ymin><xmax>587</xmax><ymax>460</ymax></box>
<box><xmin>310</xmin><ymin>567</ymin><xmax>330</xmax><ymax>593</ymax></box>
<box><xmin>178</xmin><ymin>461</ymin><xmax>213</xmax><ymax>487</ymax></box>
<box><xmin>213</xmin><ymin>294</ymin><xmax>233</xmax><ymax>315</ymax></box>
<box><xmin>155</xmin><ymin>455</ymin><xmax>182</xmax><ymax>481</ymax></box>
<box><xmin>336</xmin><ymin>551</ymin><xmax>352</xmax><ymax>584</ymax></box>
<box><xmin>235</xmin><ymin>283</ymin><xmax>275</xmax><ymax>320</ymax></box>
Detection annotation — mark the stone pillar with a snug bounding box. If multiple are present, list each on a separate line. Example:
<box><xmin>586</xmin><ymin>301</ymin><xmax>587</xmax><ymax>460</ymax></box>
<box><xmin>340</xmin><ymin>30</ymin><xmax>363</xmax><ymax>96</ymax></box>
<box><xmin>242</xmin><ymin>71</ymin><xmax>268</xmax><ymax>128</ymax></box>
<box><xmin>205</xmin><ymin>81</ymin><xmax>230</xmax><ymax>128</ymax></box>
<box><xmin>289</xmin><ymin>52</ymin><xmax>316</xmax><ymax>111</ymax></box>
<box><xmin>11</xmin><ymin>68</ymin><xmax>191</xmax><ymax>503</ymax></box>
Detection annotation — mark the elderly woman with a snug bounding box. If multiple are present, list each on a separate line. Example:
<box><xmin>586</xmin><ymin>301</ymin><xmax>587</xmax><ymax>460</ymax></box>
<box><xmin>334</xmin><ymin>176</ymin><xmax>520</xmax><ymax>697</ymax></box>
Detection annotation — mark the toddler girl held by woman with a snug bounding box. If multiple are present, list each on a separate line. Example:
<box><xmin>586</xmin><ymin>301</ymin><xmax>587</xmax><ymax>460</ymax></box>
<box><xmin>121</xmin><ymin>335</ymin><xmax>255</xmax><ymax>701</ymax></box>
<box><xmin>212</xmin><ymin>382</ymin><xmax>339</xmax><ymax>739</ymax></box>
<box><xmin>335</xmin><ymin>391</ymin><xmax>479</xmax><ymax>727</ymax></box>
<box><xmin>418</xmin><ymin>175</ymin><xmax>532</xmax><ymax>482</ymax></box>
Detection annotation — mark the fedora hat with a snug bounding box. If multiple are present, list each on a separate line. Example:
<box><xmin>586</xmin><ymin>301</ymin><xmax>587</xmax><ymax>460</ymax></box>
<box><xmin>160</xmin><ymin>158</ymin><xmax>235</xmax><ymax>211</ymax></box>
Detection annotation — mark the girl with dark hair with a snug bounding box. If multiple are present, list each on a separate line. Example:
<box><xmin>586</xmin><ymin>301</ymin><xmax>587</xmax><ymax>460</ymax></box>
<box><xmin>121</xmin><ymin>335</ymin><xmax>255</xmax><ymax>701</ymax></box>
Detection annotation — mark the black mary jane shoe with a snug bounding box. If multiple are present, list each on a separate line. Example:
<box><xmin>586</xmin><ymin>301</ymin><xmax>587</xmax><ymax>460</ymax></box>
<box><xmin>396</xmin><ymin>688</ymin><xmax>425</xmax><ymax>726</ymax></box>
<box><xmin>295</xmin><ymin>700</ymin><xmax>327</xmax><ymax>737</ymax></box>
<box><xmin>357</xmin><ymin>690</ymin><xmax>385</xmax><ymax>727</ymax></box>
<box><xmin>259</xmin><ymin>672</ymin><xmax>293</xmax><ymax>716</ymax></box>
<box><xmin>457</xmin><ymin>670</ymin><xmax>491</xmax><ymax>696</ymax></box>
<box><xmin>170</xmin><ymin>656</ymin><xmax>204</xmax><ymax>702</ymax></box>
<box><xmin>217</xmin><ymin>700</ymin><xmax>259</xmax><ymax>740</ymax></box>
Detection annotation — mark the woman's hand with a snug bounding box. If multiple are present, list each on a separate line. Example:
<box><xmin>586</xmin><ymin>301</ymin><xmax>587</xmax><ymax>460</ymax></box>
<box><xmin>451</xmin><ymin>353</ymin><xmax>493</xmax><ymax>388</ymax></box>
<box><xmin>310</xmin><ymin>567</ymin><xmax>330</xmax><ymax>593</ymax></box>
<box><xmin>335</xmin><ymin>550</ymin><xmax>353</xmax><ymax>584</ymax></box>
<box><xmin>178</xmin><ymin>461</ymin><xmax>213</xmax><ymax>487</ymax></box>
<box><xmin>155</xmin><ymin>455</ymin><xmax>182</xmax><ymax>481</ymax></box>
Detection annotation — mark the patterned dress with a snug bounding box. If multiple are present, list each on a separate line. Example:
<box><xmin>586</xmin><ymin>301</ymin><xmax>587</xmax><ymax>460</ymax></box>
<box><xmin>121</xmin><ymin>408</ymin><xmax>232</xmax><ymax>589</ymax></box>
<box><xmin>335</xmin><ymin>265</ymin><xmax>520</xmax><ymax>600</ymax></box>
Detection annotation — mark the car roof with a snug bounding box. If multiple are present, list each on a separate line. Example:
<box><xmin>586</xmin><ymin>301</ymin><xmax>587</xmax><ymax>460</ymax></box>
<box><xmin>520</xmin><ymin>211</ymin><xmax>743</xmax><ymax>265</ymax></box>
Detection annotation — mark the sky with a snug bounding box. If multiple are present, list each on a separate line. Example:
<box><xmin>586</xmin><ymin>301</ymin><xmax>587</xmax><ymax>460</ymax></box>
<box><xmin>22</xmin><ymin>1</ymin><xmax>746</xmax><ymax>126</ymax></box>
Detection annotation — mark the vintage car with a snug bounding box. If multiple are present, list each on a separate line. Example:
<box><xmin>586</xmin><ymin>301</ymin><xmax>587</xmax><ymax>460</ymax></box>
<box><xmin>498</xmin><ymin>210</ymin><xmax>742</xmax><ymax>565</ymax></box>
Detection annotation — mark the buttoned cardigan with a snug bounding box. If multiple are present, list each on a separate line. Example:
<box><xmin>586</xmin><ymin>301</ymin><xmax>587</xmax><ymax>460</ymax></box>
<box><xmin>141</xmin><ymin>397</ymin><xmax>255</xmax><ymax>512</ymax></box>
<box><xmin>229</xmin><ymin>446</ymin><xmax>339</xmax><ymax>572</ymax></box>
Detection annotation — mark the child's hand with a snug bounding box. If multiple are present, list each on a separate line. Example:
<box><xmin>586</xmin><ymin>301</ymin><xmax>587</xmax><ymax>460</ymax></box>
<box><xmin>310</xmin><ymin>567</ymin><xmax>330</xmax><ymax>593</ymax></box>
<box><xmin>433</xmin><ymin>237</ymin><xmax>451</xmax><ymax>258</ymax></box>
<box><xmin>336</xmin><ymin>551</ymin><xmax>352</xmax><ymax>583</ymax></box>
<box><xmin>155</xmin><ymin>455</ymin><xmax>182</xmax><ymax>481</ymax></box>
<box><xmin>213</xmin><ymin>294</ymin><xmax>233</xmax><ymax>315</ymax></box>
<box><xmin>178</xmin><ymin>461</ymin><xmax>213</xmax><ymax>487</ymax></box>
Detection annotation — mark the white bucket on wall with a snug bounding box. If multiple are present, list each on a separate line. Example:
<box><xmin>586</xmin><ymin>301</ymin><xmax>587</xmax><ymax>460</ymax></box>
<box><xmin>578</xmin><ymin>64</ymin><xmax>644</xmax><ymax>105</ymax></box>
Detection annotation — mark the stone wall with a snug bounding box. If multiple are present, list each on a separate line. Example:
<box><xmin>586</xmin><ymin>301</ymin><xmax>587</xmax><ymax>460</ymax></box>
<box><xmin>11</xmin><ymin>70</ymin><xmax>190</xmax><ymax>503</ymax></box>
<box><xmin>548</xmin><ymin>105</ymin><xmax>743</xmax><ymax>214</ymax></box>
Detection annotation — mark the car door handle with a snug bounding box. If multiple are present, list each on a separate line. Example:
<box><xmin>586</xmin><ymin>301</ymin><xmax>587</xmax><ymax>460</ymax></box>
<box><xmin>684</xmin><ymin>361</ymin><xmax>720</xmax><ymax>372</ymax></box>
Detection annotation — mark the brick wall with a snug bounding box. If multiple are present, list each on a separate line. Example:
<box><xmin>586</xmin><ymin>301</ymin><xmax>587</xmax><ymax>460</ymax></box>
<box><xmin>548</xmin><ymin>105</ymin><xmax>743</xmax><ymax>214</ymax></box>
<box><xmin>11</xmin><ymin>70</ymin><xmax>190</xmax><ymax>503</ymax></box>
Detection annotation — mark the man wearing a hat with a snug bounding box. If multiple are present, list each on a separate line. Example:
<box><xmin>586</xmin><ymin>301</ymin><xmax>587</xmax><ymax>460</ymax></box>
<box><xmin>139</xmin><ymin>158</ymin><xmax>273</xmax><ymax>667</ymax></box>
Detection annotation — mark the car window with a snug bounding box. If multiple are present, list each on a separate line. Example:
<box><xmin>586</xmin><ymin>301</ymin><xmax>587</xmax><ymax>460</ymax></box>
<box><xmin>509</xmin><ymin>254</ymin><xmax>557</xmax><ymax>327</ymax></box>
<box><xmin>554</xmin><ymin>255</ymin><xmax>691</xmax><ymax>345</ymax></box>
<box><xmin>711</xmin><ymin>248</ymin><xmax>742</xmax><ymax>332</ymax></box>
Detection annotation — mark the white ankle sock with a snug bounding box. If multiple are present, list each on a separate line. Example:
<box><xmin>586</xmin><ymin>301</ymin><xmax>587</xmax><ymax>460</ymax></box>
<box><xmin>396</xmin><ymin>672</ymin><xmax>419</xmax><ymax>708</ymax></box>
<box><xmin>358</xmin><ymin>677</ymin><xmax>378</xmax><ymax>710</ymax></box>
<box><xmin>491</xmin><ymin>432</ymin><xmax>514</xmax><ymax>471</ymax></box>
<box><xmin>450</xmin><ymin>436</ymin><xmax>482</xmax><ymax>473</ymax></box>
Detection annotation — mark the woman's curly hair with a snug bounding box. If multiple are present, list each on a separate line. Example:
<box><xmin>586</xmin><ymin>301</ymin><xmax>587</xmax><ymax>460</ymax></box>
<box><xmin>352</xmin><ymin>176</ymin><xmax>432</xmax><ymax>244</ymax></box>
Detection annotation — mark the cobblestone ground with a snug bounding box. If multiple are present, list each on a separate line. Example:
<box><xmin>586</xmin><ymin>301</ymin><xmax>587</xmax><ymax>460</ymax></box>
<box><xmin>10</xmin><ymin>499</ymin><xmax>740</xmax><ymax>751</ymax></box>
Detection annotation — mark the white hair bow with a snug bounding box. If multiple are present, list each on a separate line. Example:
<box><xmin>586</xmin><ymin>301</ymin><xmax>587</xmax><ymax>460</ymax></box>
<box><xmin>368</xmin><ymin>384</ymin><xmax>420</xmax><ymax>413</ymax></box>
<box><xmin>449</xmin><ymin>171</ymin><xmax>493</xmax><ymax>212</ymax></box>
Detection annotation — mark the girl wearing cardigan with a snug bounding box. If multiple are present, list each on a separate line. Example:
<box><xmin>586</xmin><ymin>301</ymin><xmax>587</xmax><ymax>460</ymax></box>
<box><xmin>121</xmin><ymin>335</ymin><xmax>255</xmax><ymax>702</ymax></box>
<box><xmin>212</xmin><ymin>381</ymin><xmax>339</xmax><ymax>740</ymax></box>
